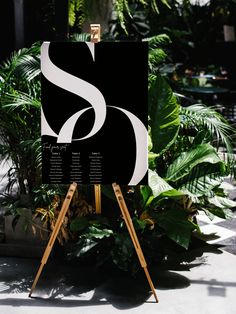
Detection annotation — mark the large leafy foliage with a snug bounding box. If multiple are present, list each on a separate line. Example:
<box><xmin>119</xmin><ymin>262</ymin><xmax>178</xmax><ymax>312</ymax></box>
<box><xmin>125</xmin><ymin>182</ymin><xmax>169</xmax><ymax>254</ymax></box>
<box><xmin>166</xmin><ymin>143</ymin><xmax>226</xmax><ymax>182</ymax></box>
<box><xmin>153</xmin><ymin>209</ymin><xmax>197</xmax><ymax>250</ymax></box>
<box><xmin>1</xmin><ymin>27</ymin><xmax>235</xmax><ymax>273</ymax></box>
<box><xmin>149</xmin><ymin>74</ymin><xmax>180</xmax><ymax>154</ymax></box>
<box><xmin>181</xmin><ymin>104</ymin><xmax>235</xmax><ymax>167</ymax></box>
<box><xmin>0</xmin><ymin>43</ymin><xmax>41</xmax><ymax>194</ymax></box>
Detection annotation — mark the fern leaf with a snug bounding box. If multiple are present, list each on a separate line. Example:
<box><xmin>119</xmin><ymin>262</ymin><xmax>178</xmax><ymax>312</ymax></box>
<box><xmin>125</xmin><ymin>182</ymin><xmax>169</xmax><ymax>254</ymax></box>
<box><xmin>148</xmin><ymin>48</ymin><xmax>167</xmax><ymax>72</ymax></box>
<box><xmin>68</xmin><ymin>1</ymin><xmax>76</xmax><ymax>27</ymax></box>
<box><xmin>143</xmin><ymin>34</ymin><xmax>172</xmax><ymax>48</ymax></box>
<box><xmin>114</xmin><ymin>0</ymin><xmax>131</xmax><ymax>33</ymax></box>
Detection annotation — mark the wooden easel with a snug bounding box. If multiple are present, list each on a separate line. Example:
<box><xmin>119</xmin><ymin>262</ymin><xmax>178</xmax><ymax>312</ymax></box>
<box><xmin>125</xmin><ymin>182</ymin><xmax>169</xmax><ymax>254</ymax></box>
<box><xmin>29</xmin><ymin>182</ymin><xmax>158</xmax><ymax>302</ymax></box>
<box><xmin>29</xmin><ymin>25</ymin><xmax>158</xmax><ymax>302</ymax></box>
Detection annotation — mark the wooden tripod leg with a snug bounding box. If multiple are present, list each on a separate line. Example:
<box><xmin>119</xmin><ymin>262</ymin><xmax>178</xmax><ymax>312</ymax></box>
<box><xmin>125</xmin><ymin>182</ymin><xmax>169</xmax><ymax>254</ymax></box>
<box><xmin>29</xmin><ymin>182</ymin><xmax>77</xmax><ymax>297</ymax></box>
<box><xmin>112</xmin><ymin>183</ymin><xmax>158</xmax><ymax>303</ymax></box>
<box><xmin>94</xmin><ymin>184</ymin><xmax>101</xmax><ymax>214</ymax></box>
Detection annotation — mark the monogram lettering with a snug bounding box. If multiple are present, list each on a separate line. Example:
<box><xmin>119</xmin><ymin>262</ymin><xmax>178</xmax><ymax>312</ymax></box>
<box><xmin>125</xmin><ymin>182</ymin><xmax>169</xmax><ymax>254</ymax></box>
<box><xmin>41</xmin><ymin>42</ymin><xmax>147</xmax><ymax>185</ymax></box>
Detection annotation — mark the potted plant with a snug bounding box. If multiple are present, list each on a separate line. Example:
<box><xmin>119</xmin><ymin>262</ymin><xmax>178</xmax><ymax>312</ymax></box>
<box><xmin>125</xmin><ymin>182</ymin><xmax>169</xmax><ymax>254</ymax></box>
<box><xmin>1</xmin><ymin>33</ymin><xmax>235</xmax><ymax>270</ymax></box>
<box><xmin>33</xmin><ymin>34</ymin><xmax>236</xmax><ymax>272</ymax></box>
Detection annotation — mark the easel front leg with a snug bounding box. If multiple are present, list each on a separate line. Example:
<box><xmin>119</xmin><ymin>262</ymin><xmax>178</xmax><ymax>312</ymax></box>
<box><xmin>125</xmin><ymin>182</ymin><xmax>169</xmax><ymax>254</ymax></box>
<box><xmin>112</xmin><ymin>183</ymin><xmax>158</xmax><ymax>303</ymax></box>
<box><xmin>29</xmin><ymin>182</ymin><xmax>77</xmax><ymax>297</ymax></box>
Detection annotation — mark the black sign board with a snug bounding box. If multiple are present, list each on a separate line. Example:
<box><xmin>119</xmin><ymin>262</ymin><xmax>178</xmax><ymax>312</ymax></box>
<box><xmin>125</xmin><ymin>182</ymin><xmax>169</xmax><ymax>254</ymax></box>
<box><xmin>41</xmin><ymin>42</ymin><xmax>148</xmax><ymax>185</ymax></box>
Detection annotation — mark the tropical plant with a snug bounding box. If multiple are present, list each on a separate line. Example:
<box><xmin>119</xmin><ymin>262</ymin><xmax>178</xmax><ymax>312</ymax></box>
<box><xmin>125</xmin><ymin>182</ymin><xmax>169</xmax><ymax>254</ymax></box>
<box><xmin>1</xmin><ymin>31</ymin><xmax>235</xmax><ymax>273</ymax></box>
<box><xmin>108</xmin><ymin>3</ymin><xmax>150</xmax><ymax>40</ymax></box>
<box><xmin>0</xmin><ymin>43</ymin><xmax>41</xmax><ymax>198</ymax></box>
<box><xmin>68</xmin><ymin>0</ymin><xmax>114</xmax><ymax>34</ymax></box>
<box><xmin>113</xmin><ymin>0</ymin><xmax>171</xmax><ymax>31</ymax></box>
<box><xmin>146</xmin><ymin>34</ymin><xmax>236</xmax><ymax>250</ymax></box>
<box><xmin>64</xmin><ymin>34</ymin><xmax>236</xmax><ymax>272</ymax></box>
<box><xmin>67</xmin><ymin>0</ymin><xmax>171</xmax><ymax>38</ymax></box>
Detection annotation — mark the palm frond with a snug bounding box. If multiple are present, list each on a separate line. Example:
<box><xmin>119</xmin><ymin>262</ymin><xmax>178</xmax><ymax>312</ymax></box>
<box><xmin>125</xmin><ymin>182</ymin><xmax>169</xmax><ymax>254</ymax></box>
<box><xmin>14</xmin><ymin>55</ymin><xmax>40</xmax><ymax>81</ymax></box>
<box><xmin>2</xmin><ymin>91</ymin><xmax>41</xmax><ymax>111</ymax></box>
<box><xmin>1</xmin><ymin>48</ymin><xmax>32</xmax><ymax>77</ymax></box>
<box><xmin>20</xmin><ymin>138</ymin><xmax>42</xmax><ymax>170</ymax></box>
<box><xmin>0</xmin><ymin>42</ymin><xmax>41</xmax><ymax>195</ymax></box>
<box><xmin>0</xmin><ymin>42</ymin><xmax>40</xmax><ymax>82</ymax></box>
<box><xmin>160</xmin><ymin>0</ymin><xmax>171</xmax><ymax>9</ymax></box>
<box><xmin>149</xmin><ymin>0</ymin><xmax>171</xmax><ymax>13</ymax></box>
<box><xmin>70</xmin><ymin>32</ymin><xmax>90</xmax><ymax>42</ymax></box>
<box><xmin>181</xmin><ymin>104</ymin><xmax>236</xmax><ymax>166</ymax></box>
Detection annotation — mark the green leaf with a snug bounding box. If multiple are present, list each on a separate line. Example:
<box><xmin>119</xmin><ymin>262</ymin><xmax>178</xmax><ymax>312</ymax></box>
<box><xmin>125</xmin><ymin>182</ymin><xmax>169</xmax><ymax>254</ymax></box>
<box><xmin>149</xmin><ymin>74</ymin><xmax>180</xmax><ymax>154</ymax></box>
<box><xmin>178</xmin><ymin>161</ymin><xmax>226</xmax><ymax>196</ymax></box>
<box><xmin>148</xmin><ymin>132</ymin><xmax>153</xmax><ymax>151</ymax></box>
<box><xmin>149</xmin><ymin>187</ymin><xmax>185</xmax><ymax>209</ymax></box>
<box><xmin>166</xmin><ymin>143</ymin><xmax>223</xmax><ymax>182</ymax></box>
<box><xmin>148</xmin><ymin>131</ymin><xmax>158</xmax><ymax>169</ymax></box>
<box><xmin>148</xmin><ymin>48</ymin><xmax>167</xmax><ymax>69</ymax></box>
<box><xmin>3</xmin><ymin>91</ymin><xmax>41</xmax><ymax>110</ymax></box>
<box><xmin>70</xmin><ymin>216</ymin><xmax>89</xmax><ymax>232</ymax></box>
<box><xmin>68</xmin><ymin>238</ymin><xmax>98</xmax><ymax>259</ymax></box>
<box><xmin>149</xmin><ymin>0</ymin><xmax>171</xmax><ymax>13</ymax></box>
<box><xmin>155</xmin><ymin>209</ymin><xmax>196</xmax><ymax>249</ymax></box>
<box><xmin>70</xmin><ymin>33</ymin><xmax>90</xmax><ymax>42</ymax></box>
<box><xmin>14</xmin><ymin>54</ymin><xmax>40</xmax><ymax>81</ymax></box>
<box><xmin>160</xmin><ymin>0</ymin><xmax>171</xmax><ymax>9</ymax></box>
<box><xmin>201</xmin><ymin>208</ymin><xmax>215</xmax><ymax>221</ymax></box>
<box><xmin>111</xmin><ymin>233</ymin><xmax>134</xmax><ymax>271</ymax></box>
<box><xmin>149</xmin><ymin>169</ymin><xmax>174</xmax><ymax>197</ymax></box>
<box><xmin>158</xmin><ymin>189</ymin><xmax>184</xmax><ymax>199</ymax></box>
<box><xmin>140</xmin><ymin>185</ymin><xmax>152</xmax><ymax>206</ymax></box>
<box><xmin>68</xmin><ymin>1</ymin><xmax>76</xmax><ymax>27</ymax></box>
<box><xmin>132</xmin><ymin>217</ymin><xmax>147</xmax><ymax>231</ymax></box>
<box><xmin>114</xmin><ymin>0</ymin><xmax>130</xmax><ymax>33</ymax></box>
<box><xmin>208</xmin><ymin>196</ymin><xmax>236</xmax><ymax>209</ymax></box>
<box><xmin>182</xmin><ymin>104</ymin><xmax>236</xmax><ymax>168</ymax></box>
<box><xmin>148</xmin><ymin>152</ymin><xmax>158</xmax><ymax>169</ymax></box>
<box><xmin>157</xmin><ymin>189</ymin><xmax>184</xmax><ymax>200</ymax></box>
<box><xmin>78</xmin><ymin>240</ymin><xmax>97</xmax><ymax>256</ymax></box>
<box><xmin>203</xmin><ymin>207</ymin><xmax>234</xmax><ymax>220</ymax></box>
<box><xmin>143</xmin><ymin>34</ymin><xmax>171</xmax><ymax>48</ymax></box>
<box><xmin>82</xmin><ymin>226</ymin><xmax>113</xmax><ymax>239</ymax></box>
<box><xmin>180</xmin><ymin>175</ymin><xmax>225</xmax><ymax>197</ymax></box>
